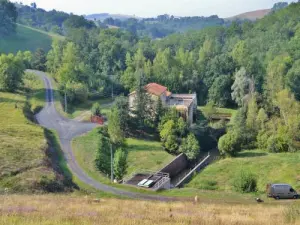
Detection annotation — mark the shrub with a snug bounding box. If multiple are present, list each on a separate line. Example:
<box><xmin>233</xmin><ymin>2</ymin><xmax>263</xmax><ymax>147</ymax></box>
<box><xmin>91</xmin><ymin>103</ymin><xmax>101</xmax><ymax>116</ymax></box>
<box><xmin>257</xmin><ymin>130</ymin><xmax>269</xmax><ymax>150</ymax></box>
<box><xmin>65</xmin><ymin>81</ymin><xmax>88</xmax><ymax>104</ymax></box>
<box><xmin>179</xmin><ymin>133</ymin><xmax>200</xmax><ymax>160</ymax></box>
<box><xmin>267</xmin><ymin>135</ymin><xmax>290</xmax><ymax>153</ymax></box>
<box><xmin>233</xmin><ymin>170</ymin><xmax>257</xmax><ymax>193</ymax></box>
<box><xmin>218</xmin><ymin>131</ymin><xmax>241</xmax><ymax>157</ymax></box>
<box><xmin>164</xmin><ymin>135</ymin><xmax>179</xmax><ymax>154</ymax></box>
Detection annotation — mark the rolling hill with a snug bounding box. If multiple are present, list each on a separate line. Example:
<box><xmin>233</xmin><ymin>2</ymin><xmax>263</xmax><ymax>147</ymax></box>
<box><xmin>226</xmin><ymin>9</ymin><xmax>271</xmax><ymax>21</ymax></box>
<box><xmin>0</xmin><ymin>24</ymin><xmax>63</xmax><ymax>54</ymax></box>
<box><xmin>85</xmin><ymin>13</ymin><xmax>140</xmax><ymax>21</ymax></box>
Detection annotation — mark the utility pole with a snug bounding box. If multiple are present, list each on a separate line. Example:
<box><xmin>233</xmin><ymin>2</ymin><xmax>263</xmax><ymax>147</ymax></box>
<box><xmin>64</xmin><ymin>90</ymin><xmax>67</xmax><ymax>113</ymax></box>
<box><xmin>110</xmin><ymin>74</ymin><xmax>114</xmax><ymax>101</ymax></box>
<box><xmin>111</xmin><ymin>81</ymin><xmax>114</xmax><ymax>100</ymax></box>
<box><xmin>110</xmin><ymin>142</ymin><xmax>114</xmax><ymax>182</ymax></box>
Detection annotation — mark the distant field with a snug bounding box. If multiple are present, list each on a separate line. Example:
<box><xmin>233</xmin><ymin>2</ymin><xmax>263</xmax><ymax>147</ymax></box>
<box><xmin>0</xmin><ymin>74</ymin><xmax>54</xmax><ymax>193</ymax></box>
<box><xmin>0</xmin><ymin>24</ymin><xmax>63</xmax><ymax>54</ymax></box>
<box><xmin>1</xmin><ymin>194</ymin><xmax>300</xmax><ymax>225</ymax></box>
<box><xmin>226</xmin><ymin>9</ymin><xmax>271</xmax><ymax>21</ymax></box>
<box><xmin>72</xmin><ymin>129</ymin><xmax>174</xmax><ymax>183</ymax></box>
<box><xmin>188</xmin><ymin>149</ymin><xmax>300</xmax><ymax>193</ymax></box>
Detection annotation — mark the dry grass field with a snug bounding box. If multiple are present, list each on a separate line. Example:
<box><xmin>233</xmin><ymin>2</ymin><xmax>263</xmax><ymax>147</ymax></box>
<box><xmin>1</xmin><ymin>195</ymin><xmax>300</xmax><ymax>225</ymax></box>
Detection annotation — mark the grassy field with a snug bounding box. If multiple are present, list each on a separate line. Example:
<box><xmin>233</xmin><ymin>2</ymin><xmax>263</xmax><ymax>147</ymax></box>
<box><xmin>67</xmin><ymin>98</ymin><xmax>114</xmax><ymax>120</ymax></box>
<box><xmin>72</xmin><ymin>128</ymin><xmax>174</xmax><ymax>183</ymax></box>
<box><xmin>198</xmin><ymin>106</ymin><xmax>237</xmax><ymax>118</ymax></box>
<box><xmin>1</xmin><ymin>195</ymin><xmax>300</xmax><ymax>225</ymax></box>
<box><xmin>188</xmin><ymin>149</ymin><xmax>300</xmax><ymax>193</ymax></box>
<box><xmin>23</xmin><ymin>72</ymin><xmax>46</xmax><ymax>113</ymax></box>
<box><xmin>0</xmin><ymin>24</ymin><xmax>63</xmax><ymax>54</ymax></box>
<box><xmin>0</xmin><ymin>73</ymin><xmax>55</xmax><ymax>193</ymax></box>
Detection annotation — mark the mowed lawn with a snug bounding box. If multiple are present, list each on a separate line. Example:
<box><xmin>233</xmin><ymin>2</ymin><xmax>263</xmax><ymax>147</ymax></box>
<box><xmin>0</xmin><ymin>74</ymin><xmax>56</xmax><ymax>192</ymax></box>
<box><xmin>72</xmin><ymin>128</ymin><xmax>174</xmax><ymax>183</ymax></box>
<box><xmin>0</xmin><ymin>24</ymin><xmax>62</xmax><ymax>54</ymax></box>
<box><xmin>188</xmin><ymin>149</ymin><xmax>300</xmax><ymax>193</ymax></box>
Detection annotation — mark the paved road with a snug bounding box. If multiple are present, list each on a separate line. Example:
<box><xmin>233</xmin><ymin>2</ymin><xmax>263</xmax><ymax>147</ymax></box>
<box><xmin>33</xmin><ymin>70</ymin><xmax>174</xmax><ymax>201</ymax></box>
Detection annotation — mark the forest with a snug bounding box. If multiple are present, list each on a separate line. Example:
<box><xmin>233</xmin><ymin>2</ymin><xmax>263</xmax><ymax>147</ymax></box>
<box><xmin>2</xmin><ymin>1</ymin><xmax>300</xmax><ymax>169</ymax></box>
<box><xmin>44</xmin><ymin>2</ymin><xmax>300</xmax><ymax>157</ymax></box>
<box><xmin>15</xmin><ymin>2</ymin><xmax>229</xmax><ymax>38</ymax></box>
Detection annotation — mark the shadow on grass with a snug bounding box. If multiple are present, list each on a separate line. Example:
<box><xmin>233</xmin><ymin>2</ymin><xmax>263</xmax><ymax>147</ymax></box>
<box><xmin>128</xmin><ymin>144</ymin><xmax>161</xmax><ymax>152</ymax></box>
<box><xmin>237</xmin><ymin>151</ymin><xmax>268</xmax><ymax>158</ymax></box>
<box><xmin>0</xmin><ymin>96</ymin><xmax>26</xmax><ymax>104</ymax></box>
<box><xmin>44</xmin><ymin>129</ymin><xmax>79</xmax><ymax>192</ymax></box>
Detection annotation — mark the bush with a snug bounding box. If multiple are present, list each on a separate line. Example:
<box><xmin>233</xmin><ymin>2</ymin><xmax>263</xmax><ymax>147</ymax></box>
<box><xmin>164</xmin><ymin>135</ymin><xmax>179</xmax><ymax>154</ymax></box>
<box><xmin>65</xmin><ymin>81</ymin><xmax>88</xmax><ymax>104</ymax></box>
<box><xmin>218</xmin><ymin>131</ymin><xmax>241</xmax><ymax>157</ymax></box>
<box><xmin>257</xmin><ymin>131</ymin><xmax>269</xmax><ymax>150</ymax></box>
<box><xmin>233</xmin><ymin>170</ymin><xmax>257</xmax><ymax>193</ymax></box>
<box><xmin>267</xmin><ymin>135</ymin><xmax>290</xmax><ymax>153</ymax></box>
<box><xmin>179</xmin><ymin>133</ymin><xmax>200</xmax><ymax>160</ymax></box>
<box><xmin>91</xmin><ymin>103</ymin><xmax>101</xmax><ymax>116</ymax></box>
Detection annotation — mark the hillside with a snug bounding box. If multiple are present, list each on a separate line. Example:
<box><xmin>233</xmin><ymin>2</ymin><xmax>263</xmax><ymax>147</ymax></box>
<box><xmin>85</xmin><ymin>13</ymin><xmax>139</xmax><ymax>21</ymax></box>
<box><xmin>188</xmin><ymin>150</ymin><xmax>300</xmax><ymax>192</ymax></box>
<box><xmin>0</xmin><ymin>72</ymin><xmax>70</xmax><ymax>193</ymax></box>
<box><xmin>227</xmin><ymin>9</ymin><xmax>271</xmax><ymax>21</ymax></box>
<box><xmin>0</xmin><ymin>24</ymin><xmax>62</xmax><ymax>54</ymax></box>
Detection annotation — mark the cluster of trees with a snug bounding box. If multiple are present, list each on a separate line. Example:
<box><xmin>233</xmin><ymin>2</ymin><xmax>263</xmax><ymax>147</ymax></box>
<box><xmin>102</xmin><ymin>15</ymin><xmax>227</xmax><ymax>39</ymax></box>
<box><xmin>159</xmin><ymin>109</ymin><xmax>200</xmax><ymax>160</ymax></box>
<box><xmin>46</xmin><ymin>28</ymin><xmax>138</xmax><ymax>104</ymax></box>
<box><xmin>0</xmin><ymin>53</ymin><xmax>24</xmax><ymax>91</ymax></box>
<box><xmin>0</xmin><ymin>0</ymin><xmax>17</xmax><ymax>36</ymax></box>
<box><xmin>16</xmin><ymin>3</ymin><xmax>95</xmax><ymax>35</ymax></box>
<box><xmin>44</xmin><ymin>3</ymin><xmax>300</xmax><ymax>158</ymax></box>
<box><xmin>95</xmin><ymin>96</ymin><xmax>130</xmax><ymax>181</ymax></box>
<box><xmin>0</xmin><ymin>49</ymin><xmax>48</xmax><ymax>92</ymax></box>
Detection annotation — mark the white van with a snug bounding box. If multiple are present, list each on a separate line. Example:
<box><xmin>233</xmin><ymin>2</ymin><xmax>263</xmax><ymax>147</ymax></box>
<box><xmin>267</xmin><ymin>183</ymin><xmax>298</xmax><ymax>199</ymax></box>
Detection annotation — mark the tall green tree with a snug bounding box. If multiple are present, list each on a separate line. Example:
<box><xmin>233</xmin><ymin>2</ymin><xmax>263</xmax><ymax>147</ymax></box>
<box><xmin>286</xmin><ymin>60</ymin><xmax>300</xmax><ymax>100</ymax></box>
<box><xmin>95</xmin><ymin>131</ymin><xmax>111</xmax><ymax>176</ymax></box>
<box><xmin>0</xmin><ymin>0</ymin><xmax>17</xmax><ymax>36</ymax></box>
<box><xmin>179</xmin><ymin>133</ymin><xmax>200</xmax><ymax>160</ymax></box>
<box><xmin>113</xmin><ymin>148</ymin><xmax>128</xmax><ymax>181</ymax></box>
<box><xmin>46</xmin><ymin>40</ymin><xmax>64</xmax><ymax>74</ymax></box>
<box><xmin>114</xmin><ymin>95</ymin><xmax>130</xmax><ymax>133</ymax></box>
<box><xmin>108</xmin><ymin>107</ymin><xmax>125</xmax><ymax>147</ymax></box>
<box><xmin>231</xmin><ymin>67</ymin><xmax>249</xmax><ymax>106</ymax></box>
<box><xmin>246</xmin><ymin>95</ymin><xmax>258</xmax><ymax>131</ymax></box>
<box><xmin>264</xmin><ymin>54</ymin><xmax>292</xmax><ymax>103</ymax></box>
<box><xmin>32</xmin><ymin>48</ymin><xmax>47</xmax><ymax>71</ymax></box>
<box><xmin>209</xmin><ymin>75</ymin><xmax>233</xmax><ymax>107</ymax></box>
<box><xmin>133</xmin><ymin>69</ymin><xmax>153</xmax><ymax>128</ymax></box>
<box><xmin>0</xmin><ymin>54</ymin><xmax>25</xmax><ymax>92</ymax></box>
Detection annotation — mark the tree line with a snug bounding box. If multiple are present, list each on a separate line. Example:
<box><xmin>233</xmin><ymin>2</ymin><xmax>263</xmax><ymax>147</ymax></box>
<box><xmin>45</xmin><ymin>2</ymin><xmax>300</xmax><ymax>158</ymax></box>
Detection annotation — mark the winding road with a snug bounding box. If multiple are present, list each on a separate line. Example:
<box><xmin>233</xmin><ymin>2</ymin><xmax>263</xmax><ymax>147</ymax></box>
<box><xmin>33</xmin><ymin>70</ymin><xmax>174</xmax><ymax>201</ymax></box>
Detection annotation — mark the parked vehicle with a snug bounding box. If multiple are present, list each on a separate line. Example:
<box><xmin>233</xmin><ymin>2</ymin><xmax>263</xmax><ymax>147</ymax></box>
<box><xmin>266</xmin><ymin>183</ymin><xmax>298</xmax><ymax>199</ymax></box>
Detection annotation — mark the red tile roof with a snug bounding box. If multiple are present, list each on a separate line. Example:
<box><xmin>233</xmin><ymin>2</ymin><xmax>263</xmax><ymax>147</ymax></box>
<box><xmin>145</xmin><ymin>83</ymin><xmax>167</xmax><ymax>96</ymax></box>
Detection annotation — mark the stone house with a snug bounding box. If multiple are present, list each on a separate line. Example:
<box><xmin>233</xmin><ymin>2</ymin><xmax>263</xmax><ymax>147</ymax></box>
<box><xmin>129</xmin><ymin>83</ymin><xmax>197</xmax><ymax>124</ymax></box>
